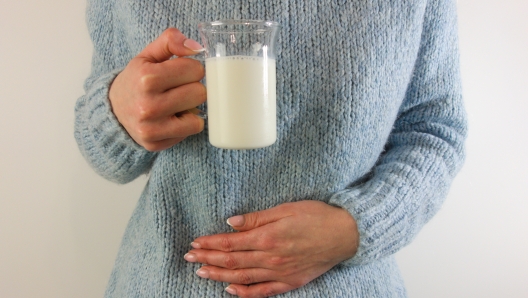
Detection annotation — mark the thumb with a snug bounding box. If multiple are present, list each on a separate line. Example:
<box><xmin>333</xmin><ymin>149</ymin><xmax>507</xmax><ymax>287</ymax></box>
<box><xmin>137</xmin><ymin>27</ymin><xmax>204</xmax><ymax>63</ymax></box>
<box><xmin>227</xmin><ymin>206</ymin><xmax>287</xmax><ymax>231</ymax></box>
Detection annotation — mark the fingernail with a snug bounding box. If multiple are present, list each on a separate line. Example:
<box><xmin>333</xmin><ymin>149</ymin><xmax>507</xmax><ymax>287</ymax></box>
<box><xmin>189</xmin><ymin>109</ymin><xmax>207</xmax><ymax>119</ymax></box>
<box><xmin>227</xmin><ymin>215</ymin><xmax>245</xmax><ymax>227</ymax></box>
<box><xmin>191</xmin><ymin>242</ymin><xmax>201</xmax><ymax>249</ymax></box>
<box><xmin>196</xmin><ymin>268</ymin><xmax>209</xmax><ymax>279</ymax></box>
<box><xmin>184</xmin><ymin>39</ymin><xmax>205</xmax><ymax>52</ymax></box>
<box><xmin>196</xmin><ymin>111</ymin><xmax>207</xmax><ymax>119</ymax></box>
<box><xmin>225</xmin><ymin>286</ymin><xmax>237</xmax><ymax>295</ymax></box>
<box><xmin>184</xmin><ymin>253</ymin><xmax>197</xmax><ymax>262</ymax></box>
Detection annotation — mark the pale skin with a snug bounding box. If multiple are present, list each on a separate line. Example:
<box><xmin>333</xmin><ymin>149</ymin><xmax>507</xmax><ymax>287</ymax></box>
<box><xmin>109</xmin><ymin>28</ymin><xmax>360</xmax><ymax>298</ymax></box>
<box><xmin>109</xmin><ymin>28</ymin><xmax>207</xmax><ymax>151</ymax></box>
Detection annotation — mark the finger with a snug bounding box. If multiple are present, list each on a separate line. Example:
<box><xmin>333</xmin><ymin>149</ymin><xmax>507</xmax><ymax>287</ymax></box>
<box><xmin>158</xmin><ymin>82</ymin><xmax>207</xmax><ymax>116</ymax></box>
<box><xmin>161</xmin><ymin>110</ymin><xmax>205</xmax><ymax>139</ymax></box>
<box><xmin>225</xmin><ymin>282</ymin><xmax>295</xmax><ymax>298</ymax></box>
<box><xmin>187</xmin><ymin>108</ymin><xmax>207</xmax><ymax>120</ymax></box>
<box><xmin>133</xmin><ymin>79</ymin><xmax>205</xmax><ymax>123</ymax></box>
<box><xmin>144</xmin><ymin>58</ymin><xmax>205</xmax><ymax>92</ymax></box>
<box><xmin>135</xmin><ymin>110</ymin><xmax>204</xmax><ymax>148</ymax></box>
<box><xmin>184</xmin><ymin>250</ymin><xmax>261</xmax><ymax>269</ymax></box>
<box><xmin>137</xmin><ymin>27</ymin><xmax>203</xmax><ymax>63</ymax></box>
<box><xmin>170</xmin><ymin>109</ymin><xmax>205</xmax><ymax>134</ymax></box>
<box><xmin>192</xmin><ymin>231</ymin><xmax>258</xmax><ymax>252</ymax></box>
<box><xmin>141</xmin><ymin>136</ymin><xmax>186</xmax><ymax>152</ymax></box>
<box><xmin>227</xmin><ymin>204</ymin><xmax>292</xmax><ymax>232</ymax></box>
<box><xmin>196</xmin><ymin>265</ymin><xmax>275</xmax><ymax>285</ymax></box>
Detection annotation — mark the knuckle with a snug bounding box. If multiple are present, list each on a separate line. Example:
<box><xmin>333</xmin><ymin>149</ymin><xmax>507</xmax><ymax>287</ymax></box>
<box><xmin>142</xmin><ymin>142</ymin><xmax>162</xmax><ymax>152</ymax></box>
<box><xmin>244</xmin><ymin>213</ymin><xmax>260</xmax><ymax>228</ymax></box>
<box><xmin>267</xmin><ymin>256</ymin><xmax>288</xmax><ymax>267</ymax></box>
<box><xmin>219</xmin><ymin>236</ymin><xmax>234</xmax><ymax>252</ymax></box>
<box><xmin>235</xmin><ymin>271</ymin><xmax>253</xmax><ymax>285</ymax></box>
<box><xmin>164</xmin><ymin>27</ymin><xmax>181</xmax><ymax>36</ymax></box>
<box><xmin>136</xmin><ymin>100</ymin><xmax>156</xmax><ymax>120</ymax></box>
<box><xmin>239</xmin><ymin>286</ymin><xmax>276</xmax><ymax>298</ymax></box>
<box><xmin>256</xmin><ymin>233</ymin><xmax>275</xmax><ymax>250</ymax></box>
<box><xmin>261</xmin><ymin>286</ymin><xmax>278</xmax><ymax>298</ymax></box>
<box><xmin>135</xmin><ymin>135</ymin><xmax>168</xmax><ymax>152</ymax></box>
<box><xmin>223</xmin><ymin>254</ymin><xmax>239</xmax><ymax>269</ymax></box>
<box><xmin>138</xmin><ymin>71</ymin><xmax>160</xmax><ymax>92</ymax></box>
<box><xmin>135</xmin><ymin>123</ymin><xmax>156</xmax><ymax>142</ymax></box>
<box><xmin>237</xmin><ymin>290</ymin><xmax>264</xmax><ymax>298</ymax></box>
<box><xmin>160</xmin><ymin>28</ymin><xmax>182</xmax><ymax>45</ymax></box>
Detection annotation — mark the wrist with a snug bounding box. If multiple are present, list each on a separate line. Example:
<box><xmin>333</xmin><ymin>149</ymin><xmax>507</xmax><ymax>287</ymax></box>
<box><xmin>333</xmin><ymin>205</ymin><xmax>359</xmax><ymax>261</ymax></box>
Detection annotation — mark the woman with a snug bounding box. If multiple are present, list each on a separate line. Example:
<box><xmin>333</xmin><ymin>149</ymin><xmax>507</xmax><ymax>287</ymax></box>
<box><xmin>75</xmin><ymin>0</ymin><xmax>467</xmax><ymax>297</ymax></box>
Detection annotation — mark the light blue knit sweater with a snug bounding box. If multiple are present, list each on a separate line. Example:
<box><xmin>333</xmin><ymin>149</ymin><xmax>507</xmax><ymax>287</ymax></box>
<box><xmin>75</xmin><ymin>0</ymin><xmax>466</xmax><ymax>297</ymax></box>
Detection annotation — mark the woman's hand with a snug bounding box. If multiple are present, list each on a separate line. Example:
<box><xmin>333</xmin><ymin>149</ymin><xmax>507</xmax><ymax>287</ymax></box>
<box><xmin>184</xmin><ymin>200</ymin><xmax>359</xmax><ymax>298</ymax></box>
<box><xmin>109</xmin><ymin>28</ymin><xmax>206</xmax><ymax>151</ymax></box>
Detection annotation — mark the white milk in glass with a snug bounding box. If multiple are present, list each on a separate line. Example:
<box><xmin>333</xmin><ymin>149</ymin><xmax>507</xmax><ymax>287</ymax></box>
<box><xmin>205</xmin><ymin>56</ymin><xmax>276</xmax><ymax>149</ymax></box>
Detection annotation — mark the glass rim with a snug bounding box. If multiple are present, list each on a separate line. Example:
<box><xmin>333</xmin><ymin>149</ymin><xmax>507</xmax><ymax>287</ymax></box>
<box><xmin>198</xmin><ymin>19</ymin><xmax>280</xmax><ymax>33</ymax></box>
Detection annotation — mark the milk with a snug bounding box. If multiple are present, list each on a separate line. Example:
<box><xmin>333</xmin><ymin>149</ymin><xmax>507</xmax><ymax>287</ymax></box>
<box><xmin>205</xmin><ymin>56</ymin><xmax>276</xmax><ymax>149</ymax></box>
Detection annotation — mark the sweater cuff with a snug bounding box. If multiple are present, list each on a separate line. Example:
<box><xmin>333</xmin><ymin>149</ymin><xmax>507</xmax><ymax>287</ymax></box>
<box><xmin>329</xmin><ymin>181</ymin><xmax>404</xmax><ymax>267</ymax></box>
<box><xmin>78</xmin><ymin>67</ymin><xmax>141</xmax><ymax>150</ymax></box>
<box><xmin>75</xmin><ymin>68</ymin><xmax>156</xmax><ymax>183</ymax></box>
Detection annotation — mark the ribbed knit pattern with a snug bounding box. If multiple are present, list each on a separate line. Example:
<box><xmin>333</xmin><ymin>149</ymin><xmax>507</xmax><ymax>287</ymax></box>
<box><xmin>75</xmin><ymin>0</ymin><xmax>466</xmax><ymax>297</ymax></box>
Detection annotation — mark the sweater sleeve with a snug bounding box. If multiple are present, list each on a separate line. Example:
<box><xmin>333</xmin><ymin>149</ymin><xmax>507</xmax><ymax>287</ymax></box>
<box><xmin>74</xmin><ymin>0</ymin><xmax>157</xmax><ymax>184</ymax></box>
<box><xmin>329</xmin><ymin>0</ymin><xmax>467</xmax><ymax>266</ymax></box>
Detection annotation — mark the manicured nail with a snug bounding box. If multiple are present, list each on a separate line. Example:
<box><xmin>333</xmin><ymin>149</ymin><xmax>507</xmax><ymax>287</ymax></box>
<box><xmin>225</xmin><ymin>286</ymin><xmax>237</xmax><ymax>295</ymax></box>
<box><xmin>196</xmin><ymin>268</ymin><xmax>209</xmax><ymax>279</ymax></box>
<box><xmin>227</xmin><ymin>215</ymin><xmax>245</xmax><ymax>227</ymax></box>
<box><xmin>184</xmin><ymin>39</ymin><xmax>205</xmax><ymax>52</ymax></box>
<box><xmin>191</xmin><ymin>242</ymin><xmax>201</xmax><ymax>249</ymax></box>
<box><xmin>184</xmin><ymin>253</ymin><xmax>197</xmax><ymax>262</ymax></box>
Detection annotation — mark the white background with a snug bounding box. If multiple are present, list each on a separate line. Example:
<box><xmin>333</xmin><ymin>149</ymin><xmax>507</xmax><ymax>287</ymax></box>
<box><xmin>1</xmin><ymin>1</ymin><xmax>526</xmax><ymax>297</ymax></box>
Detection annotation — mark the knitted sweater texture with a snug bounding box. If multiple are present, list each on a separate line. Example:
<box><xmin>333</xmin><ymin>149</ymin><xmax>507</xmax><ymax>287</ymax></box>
<box><xmin>75</xmin><ymin>0</ymin><xmax>466</xmax><ymax>297</ymax></box>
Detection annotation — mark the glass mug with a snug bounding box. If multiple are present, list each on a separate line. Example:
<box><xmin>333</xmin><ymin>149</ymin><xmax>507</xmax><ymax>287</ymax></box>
<box><xmin>198</xmin><ymin>20</ymin><xmax>280</xmax><ymax>149</ymax></box>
